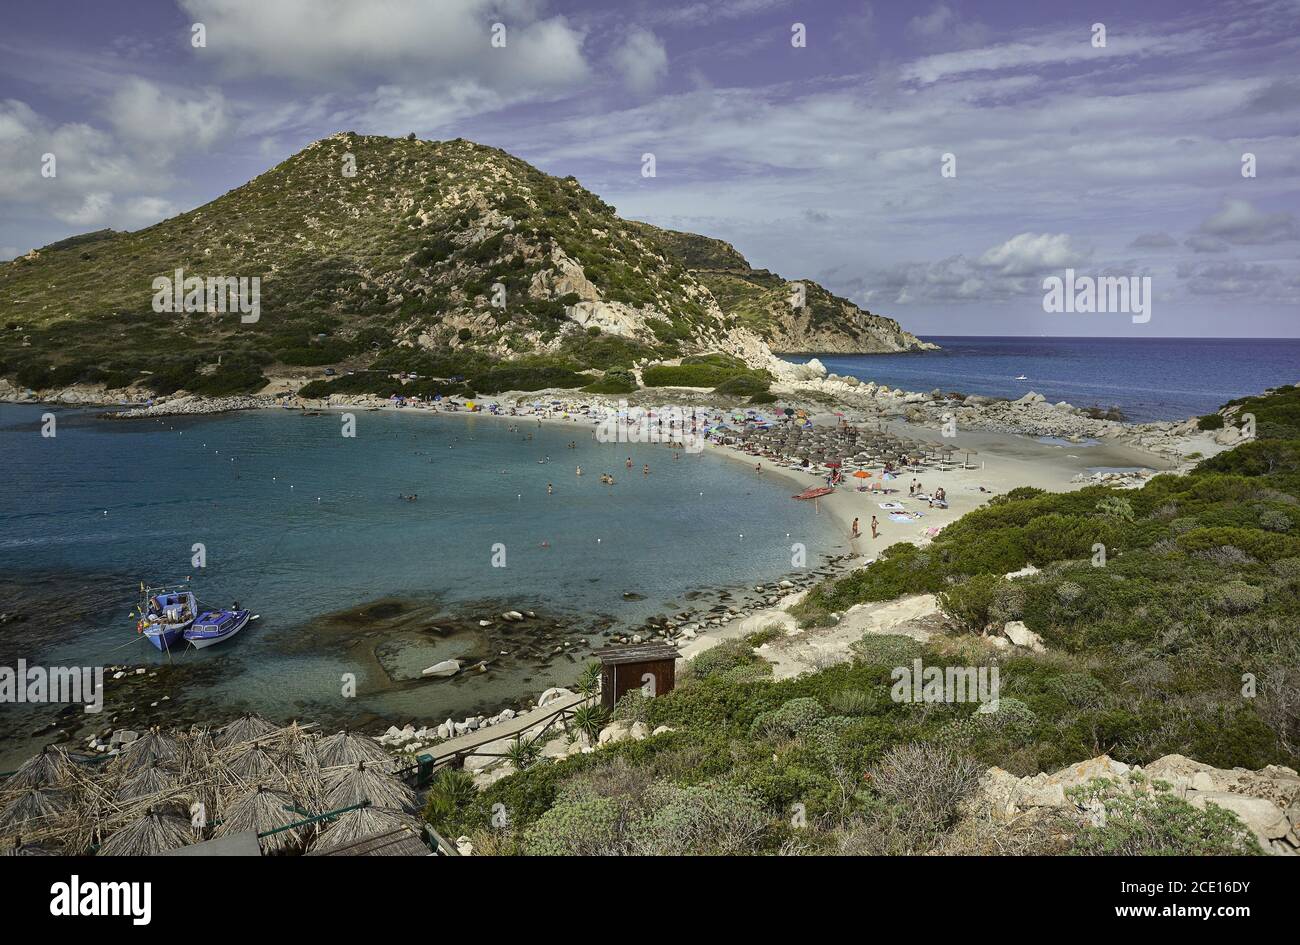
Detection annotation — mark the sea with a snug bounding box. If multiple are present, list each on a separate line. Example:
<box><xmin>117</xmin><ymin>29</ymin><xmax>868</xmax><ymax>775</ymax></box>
<box><xmin>0</xmin><ymin>405</ymin><xmax>842</xmax><ymax>764</ymax></box>
<box><xmin>789</xmin><ymin>336</ymin><xmax>1300</xmax><ymax>423</ymax></box>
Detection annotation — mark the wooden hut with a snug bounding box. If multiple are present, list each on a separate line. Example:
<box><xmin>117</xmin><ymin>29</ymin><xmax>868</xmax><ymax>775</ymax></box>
<box><xmin>591</xmin><ymin>643</ymin><xmax>679</xmax><ymax>710</ymax></box>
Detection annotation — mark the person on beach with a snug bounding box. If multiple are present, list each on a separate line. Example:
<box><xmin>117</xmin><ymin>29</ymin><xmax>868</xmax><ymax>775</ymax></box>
<box><xmin>871</xmin><ymin>515</ymin><xmax>879</xmax><ymax>539</ymax></box>
<box><xmin>851</xmin><ymin>517</ymin><xmax>860</xmax><ymax>539</ymax></box>
<box><xmin>626</xmin><ymin>457</ymin><xmax>633</xmax><ymax>468</ymax></box>
<box><xmin>643</xmin><ymin>464</ymin><xmax>650</xmax><ymax>475</ymax></box>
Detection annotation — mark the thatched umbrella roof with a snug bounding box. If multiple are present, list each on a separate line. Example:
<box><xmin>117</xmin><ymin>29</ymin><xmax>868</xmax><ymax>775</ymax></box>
<box><xmin>116</xmin><ymin>763</ymin><xmax>178</xmax><ymax>803</ymax></box>
<box><xmin>99</xmin><ymin>808</ymin><xmax>194</xmax><ymax>856</ymax></box>
<box><xmin>317</xmin><ymin>731</ymin><xmax>390</xmax><ymax>768</ymax></box>
<box><xmin>114</xmin><ymin>728</ymin><xmax>179</xmax><ymax>776</ymax></box>
<box><xmin>309</xmin><ymin>806</ymin><xmax>420</xmax><ymax>854</ymax></box>
<box><xmin>176</xmin><ymin>729</ymin><xmax>215</xmax><ymax>776</ymax></box>
<box><xmin>0</xmin><ymin>787</ymin><xmax>65</xmax><ymax>834</ymax></box>
<box><xmin>1</xmin><ymin>835</ymin><xmax>57</xmax><ymax>856</ymax></box>
<box><xmin>214</xmin><ymin>715</ymin><xmax>275</xmax><ymax>750</ymax></box>
<box><xmin>223</xmin><ymin>741</ymin><xmax>297</xmax><ymax>792</ymax></box>
<box><xmin>4</xmin><ymin>746</ymin><xmax>76</xmax><ymax>791</ymax></box>
<box><xmin>216</xmin><ymin>786</ymin><xmax>307</xmax><ymax>855</ymax></box>
<box><xmin>323</xmin><ymin>761</ymin><xmax>416</xmax><ymax>813</ymax></box>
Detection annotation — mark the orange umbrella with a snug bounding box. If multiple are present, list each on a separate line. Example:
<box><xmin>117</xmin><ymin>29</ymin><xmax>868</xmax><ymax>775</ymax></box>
<box><xmin>853</xmin><ymin>470</ymin><xmax>870</xmax><ymax>478</ymax></box>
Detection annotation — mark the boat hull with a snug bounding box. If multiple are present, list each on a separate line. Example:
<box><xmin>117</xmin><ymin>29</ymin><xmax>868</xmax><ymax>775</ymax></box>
<box><xmin>144</xmin><ymin>623</ymin><xmax>191</xmax><ymax>651</ymax></box>
<box><xmin>184</xmin><ymin>610</ymin><xmax>251</xmax><ymax>649</ymax></box>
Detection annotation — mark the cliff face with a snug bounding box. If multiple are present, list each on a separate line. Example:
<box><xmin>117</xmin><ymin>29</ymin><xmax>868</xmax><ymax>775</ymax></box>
<box><xmin>642</xmin><ymin>227</ymin><xmax>935</xmax><ymax>355</ymax></box>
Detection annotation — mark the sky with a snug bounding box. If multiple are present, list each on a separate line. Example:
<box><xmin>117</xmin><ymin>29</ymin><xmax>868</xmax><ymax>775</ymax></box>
<box><xmin>1</xmin><ymin>0</ymin><xmax>1298</xmax><ymax>337</ymax></box>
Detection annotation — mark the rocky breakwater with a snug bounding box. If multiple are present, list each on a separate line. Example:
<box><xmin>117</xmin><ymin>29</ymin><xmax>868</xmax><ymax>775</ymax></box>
<box><xmin>977</xmin><ymin>753</ymin><xmax>1300</xmax><ymax>855</ymax></box>
<box><xmin>106</xmin><ymin>393</ymin><xmax>277</xmax><ymax>419</ymax></box>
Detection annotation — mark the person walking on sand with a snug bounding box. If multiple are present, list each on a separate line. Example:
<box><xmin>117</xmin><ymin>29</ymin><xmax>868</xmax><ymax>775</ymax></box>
<box><xmin>870</xmin><ymin>515</ymin><xmax>879</xmax><ymax>539</ymax></box>
<box><xmin>851</xmin><ymin>517</ymin><xmax>860</xmax><ymax>539</ymax></box>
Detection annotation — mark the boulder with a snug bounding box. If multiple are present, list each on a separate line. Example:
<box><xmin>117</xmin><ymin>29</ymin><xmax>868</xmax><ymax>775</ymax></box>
<box><xmin>597</xmin><ymin>721</ymin><xmax>634</xmax><ymax>745</ymax></box>
<box><xmin>421</xmin><ymin>659</ymin><xmax>460</xmax><ymax>678</ymax></box>
<box><xmin>1003</xmin><ymin>620</ymin><xmax>1046</xmax><ymax>653</ymax></box>
<box><xmin>1190</xmin><ymin>792</ymin><xmax>1290</xmax><ymax>846</ymax></box>
<box><xmin>538</xmin><ymin>687</ymin><xmax>573</xmax><ymax>708</ymax></box>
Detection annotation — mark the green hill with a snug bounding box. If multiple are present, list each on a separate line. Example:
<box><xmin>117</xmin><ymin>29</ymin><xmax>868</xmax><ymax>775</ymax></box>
<box><xmin>0</xmin><ymin>133</ymin><xmax>926</xmax><ymax>398</ymax></box>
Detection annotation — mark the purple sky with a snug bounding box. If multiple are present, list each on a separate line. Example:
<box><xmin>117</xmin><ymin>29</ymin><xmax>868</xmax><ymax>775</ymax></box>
<box><xmin>2</xmin><ymin>0</ymin><xmax>1298</xmax><ymax>336</ymax></box>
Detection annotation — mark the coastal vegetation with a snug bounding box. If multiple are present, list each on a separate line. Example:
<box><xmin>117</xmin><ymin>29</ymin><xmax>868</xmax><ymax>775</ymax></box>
<box><xmin>0</xmin><ymin>135</ymin><xmax>924</xmax><ymax>403</ymax></box>
<box><xmin>424</xmin><ymin>388</ymin><xmax>1300</xmax><ymax>855</ymax></box>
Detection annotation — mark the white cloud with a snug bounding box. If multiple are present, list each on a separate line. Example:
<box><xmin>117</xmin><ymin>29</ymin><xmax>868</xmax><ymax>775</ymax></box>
<box><xmin>611</xmin><ymin>29</ymin><xmax>668</xmax><ymax>95</ymax></box>
<box><xmin>107</xmin><ymin>78</ymin><xmax>229</xmax><ymax>161</ymax></box>
<box><xmin>179</xmin><ymin>0</ymin><xmax>588</xmax><ymax>90</ymax></box>
<box><xmin>979</xmin><ymin>233</ymin><xmax>1087</xmax><ymax>276</ymax></box>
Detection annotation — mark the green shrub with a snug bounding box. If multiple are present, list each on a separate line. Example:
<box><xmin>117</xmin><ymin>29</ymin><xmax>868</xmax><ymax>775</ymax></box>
<box><xmin>750</xmin><ymin>697</ymin><xmax>826</xmax><ymax>739</ymax></box>
<box><xmin>1067</xmin><ymin>779</ymin><xmax>1264</xmax><ymax>855</ymax></box>
<box><xmin>938</xmin><ymin>573</ymin><xmax>1012</xmax><ymax>632</ymax></box>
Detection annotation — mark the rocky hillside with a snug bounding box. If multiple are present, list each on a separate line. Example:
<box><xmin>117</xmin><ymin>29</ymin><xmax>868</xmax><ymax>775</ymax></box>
<box><xmin>0</xmin><ymin>133</ymin><xmax>926</xmax><ymax>400</ymax></box>
<box><xmin>645</xmin><ymin>226</ymin><xmax>931</xmax><ymax>354</ymax></box>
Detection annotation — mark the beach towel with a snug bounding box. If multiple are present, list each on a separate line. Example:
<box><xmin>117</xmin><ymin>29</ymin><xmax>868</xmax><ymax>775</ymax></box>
<box><xmin>889</xmin><ymin>514</ymin><xmax>912</xmax><ymax>523</ymax></box>
<box><xmin>879</xmin><ymin>502</ymin><xmax>904</xmax><ymax>510</ymax></box>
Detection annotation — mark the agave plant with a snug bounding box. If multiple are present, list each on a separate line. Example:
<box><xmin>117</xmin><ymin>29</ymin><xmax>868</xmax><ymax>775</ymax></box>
<box><xmin>575</xmin><ymin>662</ymin><xmax>602</xmax><ymax>699</ymax></box>
<box><xmin>504</xmin><ymin>736</ymin><xmax>542</xmax><ymax>771</ymax></box>
<box><xmin>569</xmin><ymin>704</ymin><xmax>608</xmax><ymax>745</ymax></box>
<box><xmin>422</xmin><ymin>769</ymin><xmax>477</xmax><ymax>834</ymax></box>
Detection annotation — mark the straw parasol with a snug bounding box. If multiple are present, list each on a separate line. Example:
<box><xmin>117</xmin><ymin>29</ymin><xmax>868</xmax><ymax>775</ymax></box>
<box><xmin>1</xmin><ymin>835</ymin><xmax>57</xmax><ymax>856</ymax></box>
<box><xmin>117</xmin><ymin>763</ymin><xmax>178</xmax><ymax>803</ymax></box>
<box><xmin>4</xmin><ymin>746</ymin><xmax>76</xmax><ymax>791</ymax></box>
<box><xmin>216</xmin><ymin>785</ymin><xmax>308</xmax><ymax>855</ymax></box>
<box><xmin>98</xmin><ymin>807</ymin><xmax>194</xmax><ymax>856</ymax></box>
<box><xmin>317</xmin><ymin>730</ymin><xmax>390</xmax><ymax>768</ymax></box>
<box><xmin>309</xmin><ymin>805</ymin><xmax>420</xmax><ymax>854</ymax></box>
<box><xmin>223</xmin><ymin>740</ymin><xmax>297</xmax><ymax>792</ymax></box>
<box><xmin>0</xmin><ymin>787</ymin><xmax>65</xmax><ymax>834</ymax></box>
<box><xmin>214</xmin><ymin>715</ymin><xmax>275</xmax><ymax>750</ymax></box>
<box><xmin>323</xmin><ymin>761</ymin><xmax>416</xmax><ymax>813</ymax></box>
<box><xmin>114</xmin><ymin>728</ymin><xmax>179</xmax><ymax>776</ymax></box>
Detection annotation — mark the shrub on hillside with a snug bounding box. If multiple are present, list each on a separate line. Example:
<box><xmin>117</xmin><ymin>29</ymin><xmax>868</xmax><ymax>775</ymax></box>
<box><xmin>1067</xmin><ymin>779</ymin><xmax>1264</xmax><ymax>856</ymax></box>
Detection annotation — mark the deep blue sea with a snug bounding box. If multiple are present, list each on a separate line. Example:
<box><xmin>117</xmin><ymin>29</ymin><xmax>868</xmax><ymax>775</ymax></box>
<box><xmin>0</xmin><ymin>405</ymin><xmax>840</xmax><ymax>759</ymax></box>
<box><xmin>790</xmin><ymin>337</ymin><xmax>1300</xmax><ymax>423</ymax></box>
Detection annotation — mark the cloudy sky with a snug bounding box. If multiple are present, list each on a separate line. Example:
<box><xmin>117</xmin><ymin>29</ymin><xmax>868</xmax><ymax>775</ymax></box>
<box><xmin>2</xmin><ymin>0</ymin><xmax>1298</xmax><ymax>336</ymax></box>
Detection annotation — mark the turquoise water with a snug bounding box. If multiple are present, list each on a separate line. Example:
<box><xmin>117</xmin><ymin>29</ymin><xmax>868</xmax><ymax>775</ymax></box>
<box><xmin>0</xmin><ymin>405</ymin><xmax>841</xmax><ymax>745</ymax></box>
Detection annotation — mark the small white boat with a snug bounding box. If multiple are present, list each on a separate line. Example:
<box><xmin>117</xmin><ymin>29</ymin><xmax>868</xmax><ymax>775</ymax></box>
<box><xmin>1014</xmin><ymin>374</ymin><xmax>1028</xmax><ymax>380</ymax></box>
<box><xmin>184</xmin><ymin>609</ymin><xmax>253</xmax><ymax>649</ymax></box>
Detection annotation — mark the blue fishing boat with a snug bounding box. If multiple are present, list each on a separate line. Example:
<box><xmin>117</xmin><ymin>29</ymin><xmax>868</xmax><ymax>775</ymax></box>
<box><xmin>184</xmin><ymin>608</ymin><xmax>253</xmax><ymax>649</ymax></box>
<box><xmin>135</xmin><ymin>585</ymin><xmax>198</xmax><ymax>652</ymax></box>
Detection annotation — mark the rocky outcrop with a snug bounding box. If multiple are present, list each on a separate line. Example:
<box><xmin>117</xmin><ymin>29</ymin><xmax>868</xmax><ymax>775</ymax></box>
<box><xmin>977</xmin><ymin>754</ymin><xmax>1300</xmax><ymax>855</ymax></box>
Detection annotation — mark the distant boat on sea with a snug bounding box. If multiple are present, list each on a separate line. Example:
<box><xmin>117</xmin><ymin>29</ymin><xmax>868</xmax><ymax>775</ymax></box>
<box><xmin>185</xmin><ymin>608</ymin><xmax>254</xmax><ymax>649</ymax></box>
<box><xmin>135</xmin><ymin>584</ymin><xmax>198</xmax><ymax>652</ymax></box>
<box><xmin>1015</xmin><ymin>374</ymin><xmax>1028</xmax><ymax>380</ymax></box>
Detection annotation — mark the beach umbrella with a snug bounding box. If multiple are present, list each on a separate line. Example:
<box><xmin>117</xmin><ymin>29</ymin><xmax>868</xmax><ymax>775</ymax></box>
<box><xmin>114</xmin><ymin>728</ymin><xmax>180</xmax><ymax>776</ymax></box>
<box><xmin>0</xmin><ymin>787</ymin><xmax>65</xmax><ymax>834</ymax></box>
<box><xmin>853</xmin><ymin>470</ymin><xmax>870</xmax><ymax>479</ymax></box>
<box><xmin>323</xmin><ymin>761</ymin><xmax>416</xmax><ymax>813</ymax></box>
<box><xmin>99</xmin><ymin>808</ymin><xmax>194</xmax><ymax>856</ymax></box>
<box><xmin>1</xmin><ymin>836</ymin><xmax>57</xmax><ymax>856</ymax></box>
<box><xmin>3</xmin><ymin>746</ymin><xmax>76</xmax><ymax>791</ymax></box>
<box><xmin>317</xmin><ymin>730</ymin><xmax>390</xmax><ymax>768</ymax></box>
<box><xmin>224</xmin><ymin>741</ymin><xmax>297</xmax><ymax>792</ymax></box>
<box><xmin>309</xmin><ymin>805</ymin><xmax>421</xmax><ymax>854</ymax></box>
<box><xmin>217</xmin><ymin>785</ymin><xmax>308</xmax><ymax>855</ymax></box>
<box><xmin>214</xmin><ymin>715</ymin><xmax>275</xmax><ymax>750</ymax></box>
<box><xmin>116</xmin><ymin>763</ymin><xmax>178</xmax><ymax>803</ymax></box>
